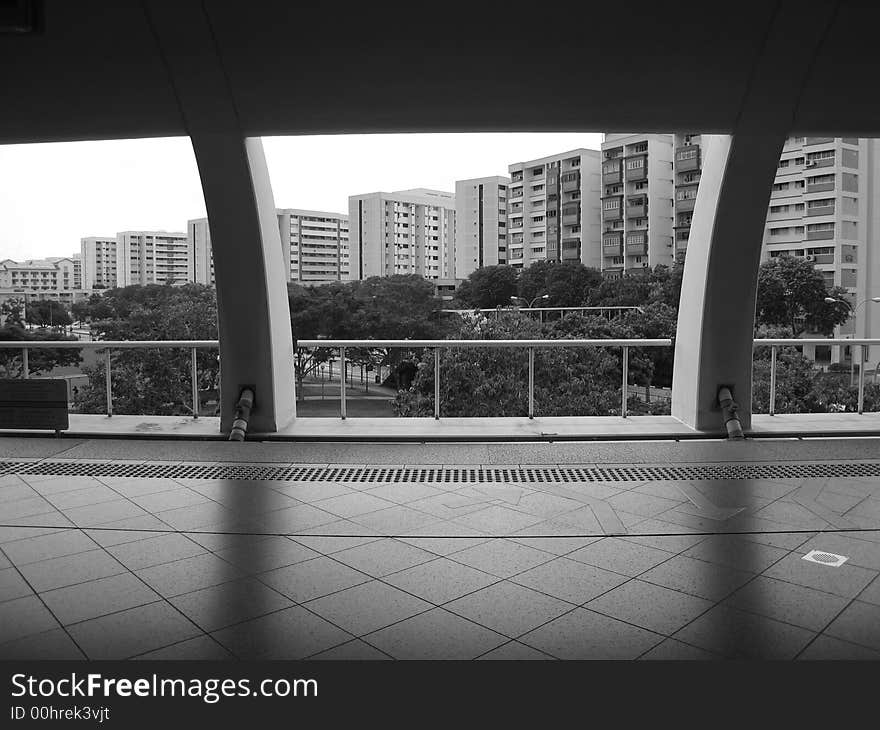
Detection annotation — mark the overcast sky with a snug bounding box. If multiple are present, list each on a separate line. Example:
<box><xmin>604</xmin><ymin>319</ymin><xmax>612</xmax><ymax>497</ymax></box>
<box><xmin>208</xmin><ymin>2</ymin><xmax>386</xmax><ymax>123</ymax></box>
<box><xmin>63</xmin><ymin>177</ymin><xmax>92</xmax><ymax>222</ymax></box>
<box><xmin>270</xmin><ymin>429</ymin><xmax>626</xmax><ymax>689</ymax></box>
<box><xmin>0</xmin><ymin>133</ymin><xmax>603</xmax><ymax>261</ymax></box>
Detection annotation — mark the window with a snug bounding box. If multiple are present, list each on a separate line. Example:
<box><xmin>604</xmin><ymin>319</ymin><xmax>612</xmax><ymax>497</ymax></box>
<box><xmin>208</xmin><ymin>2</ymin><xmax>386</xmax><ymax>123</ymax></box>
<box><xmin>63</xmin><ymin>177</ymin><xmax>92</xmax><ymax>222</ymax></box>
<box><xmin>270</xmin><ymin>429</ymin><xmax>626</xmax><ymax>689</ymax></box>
<box><xmin>626</xmin><ymin>158</ymin><xmax>644</xmax><ymax>170</ymax></box>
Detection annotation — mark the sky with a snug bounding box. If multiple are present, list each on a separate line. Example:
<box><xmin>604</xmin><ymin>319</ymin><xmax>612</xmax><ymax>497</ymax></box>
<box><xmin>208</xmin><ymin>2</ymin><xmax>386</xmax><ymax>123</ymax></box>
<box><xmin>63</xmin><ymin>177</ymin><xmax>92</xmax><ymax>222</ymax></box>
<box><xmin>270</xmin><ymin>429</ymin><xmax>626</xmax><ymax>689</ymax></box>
<box><xmin>0</xmin><ymin>132</ymin><xmax>603</xmax><ymax>261</ymax></box>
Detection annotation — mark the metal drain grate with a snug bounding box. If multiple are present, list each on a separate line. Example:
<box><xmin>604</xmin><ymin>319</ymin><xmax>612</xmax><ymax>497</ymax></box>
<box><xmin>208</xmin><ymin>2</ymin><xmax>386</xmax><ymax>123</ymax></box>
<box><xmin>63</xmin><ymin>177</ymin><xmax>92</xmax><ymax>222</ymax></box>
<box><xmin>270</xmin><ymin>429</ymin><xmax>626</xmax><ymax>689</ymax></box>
<box><xmin>3</xmin><ymin>460</ymin><xmax>880</xmax><ymax>483</ymax></box>
<box><xmin>802</xmin><ymin>550</ymin><xmax>849</xmax><ymax>567</ymax></box>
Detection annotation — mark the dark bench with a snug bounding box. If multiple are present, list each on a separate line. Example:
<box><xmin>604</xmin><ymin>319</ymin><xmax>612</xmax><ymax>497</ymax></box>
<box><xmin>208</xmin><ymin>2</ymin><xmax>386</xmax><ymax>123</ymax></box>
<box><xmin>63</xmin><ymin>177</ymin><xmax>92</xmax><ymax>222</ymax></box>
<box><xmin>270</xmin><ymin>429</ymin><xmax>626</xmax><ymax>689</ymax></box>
<box><xmin>0</xmin><ymin>379</ymin><xmax>69</xmax><ymax>432</ymax></box>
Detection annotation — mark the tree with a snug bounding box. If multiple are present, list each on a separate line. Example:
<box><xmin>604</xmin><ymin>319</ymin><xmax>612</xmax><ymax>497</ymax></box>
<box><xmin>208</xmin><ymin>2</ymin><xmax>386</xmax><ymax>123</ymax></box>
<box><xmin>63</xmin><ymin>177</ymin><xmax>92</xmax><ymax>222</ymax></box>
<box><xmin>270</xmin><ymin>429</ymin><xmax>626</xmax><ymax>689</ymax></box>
<box><xmin>25</xmin><ymin>299</ymin><xmax>72</xmax><ymax>327</ymax></box>
<box><xmin>0</xmin><ymin>322</ymin><xmax>81</xmax><ymax>378</ymax></box>
<box><xmin>517</xmin><ymin>260</ymin><xmax>603</xmax><ymax>307</ymax></box>
<box><xmin>756</xmin><ymin>256</ymin><xmax>851</xmax><ymax>336</ymax></box>
<box><xmin>453</xmin><ymin>265</ymin><xmax>519</xmax><ymax>308</ymax></box>
<box><xmin>74</xmin><ymin>285</ymin><xmax>219</xmax><ymax>416</ymax></box>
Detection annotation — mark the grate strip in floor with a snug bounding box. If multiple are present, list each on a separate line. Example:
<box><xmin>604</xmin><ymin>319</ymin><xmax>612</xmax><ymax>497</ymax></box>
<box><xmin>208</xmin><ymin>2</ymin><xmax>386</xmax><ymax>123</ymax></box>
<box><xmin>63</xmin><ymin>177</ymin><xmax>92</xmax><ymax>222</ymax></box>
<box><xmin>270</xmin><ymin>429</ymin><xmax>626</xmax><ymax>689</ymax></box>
<box><xmin>2</xmin><ymin>460</ymin><xmax>880</xmax><ymax>483</ymax></box>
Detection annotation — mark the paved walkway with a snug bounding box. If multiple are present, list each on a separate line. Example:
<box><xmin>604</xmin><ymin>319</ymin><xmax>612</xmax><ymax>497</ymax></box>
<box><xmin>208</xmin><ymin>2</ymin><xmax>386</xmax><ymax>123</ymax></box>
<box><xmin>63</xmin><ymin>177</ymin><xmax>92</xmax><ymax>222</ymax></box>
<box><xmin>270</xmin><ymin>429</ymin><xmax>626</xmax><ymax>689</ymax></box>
<box><xmin>0</xmin><ymin>436</ymin><xmax>878</xmax><ymax>660</ymax></box>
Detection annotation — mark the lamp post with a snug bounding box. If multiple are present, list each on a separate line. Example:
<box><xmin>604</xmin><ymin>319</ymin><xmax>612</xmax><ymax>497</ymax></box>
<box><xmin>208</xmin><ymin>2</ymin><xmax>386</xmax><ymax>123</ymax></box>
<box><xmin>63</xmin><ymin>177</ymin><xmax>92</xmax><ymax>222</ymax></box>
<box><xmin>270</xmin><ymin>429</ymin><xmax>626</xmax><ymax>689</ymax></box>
<box><xmin>827</xmin><ymin>296</ymin><xmax>879</xmax><ymax>385</ymax></box>
<box><xmin>510</xmin><ymin>294</ymin><xmax>549</xmax><ymax>320</ymax></box>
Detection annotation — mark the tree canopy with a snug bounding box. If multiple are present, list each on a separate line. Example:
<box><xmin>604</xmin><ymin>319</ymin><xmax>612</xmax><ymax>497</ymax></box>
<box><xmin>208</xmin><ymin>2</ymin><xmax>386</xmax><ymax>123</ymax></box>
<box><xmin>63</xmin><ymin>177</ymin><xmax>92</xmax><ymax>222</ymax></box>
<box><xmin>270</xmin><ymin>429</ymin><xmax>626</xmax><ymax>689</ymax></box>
<box><xmin>756</xmin><ymin>256</ymin><xmax>851</xmax><ymax>337</ymax></box>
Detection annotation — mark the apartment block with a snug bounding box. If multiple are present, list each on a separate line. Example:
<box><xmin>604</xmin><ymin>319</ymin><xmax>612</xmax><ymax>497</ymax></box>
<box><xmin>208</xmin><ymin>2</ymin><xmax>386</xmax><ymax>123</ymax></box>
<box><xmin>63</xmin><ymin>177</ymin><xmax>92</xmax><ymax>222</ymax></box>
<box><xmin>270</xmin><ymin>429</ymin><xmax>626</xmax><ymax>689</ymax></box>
<box><xmin>599</xmin><ymin>134</ymin><xmax>674</xmax><ymax>278</ymax></box>
<box><xmin>80</xmin><ymin>236</ymin><xmax>118</xmax><ymax>290</ymax></box>
<box><xmin>349</xmin><ymin>189</ymin><xmax>455</xmax><ymax>280</ymax></box>
<box><xmin>761</xmin><ymin>136</ymin><xmax>880</xmax><ymax>363</ymax></box>
<box><xmin>116</xmin><ymin>230</ymin><xmax>190</xmax><ymax>287</ymax></box>
<box><xmin>0</xmin><ymin>257</ymin><xmax>78</xmax><ymax>292</ymax></box>
<box><xmin>188</xmin><ymin>209</ymin><xmax>350</xmax><ymax>287</ymax></box>
<box><xmin>507</xmin><ymin>149</ymin><xmax>601</xmax><ymax>270</ymax></box>
<box><xmin>672</xmin><ymin>133</ymin><xmax>703</xmax><ymax>263</ymax></box>
<box><xmin>454</xmin><ymin>176</ymin><xmax>510</xmax><ymax>279</ymax></box>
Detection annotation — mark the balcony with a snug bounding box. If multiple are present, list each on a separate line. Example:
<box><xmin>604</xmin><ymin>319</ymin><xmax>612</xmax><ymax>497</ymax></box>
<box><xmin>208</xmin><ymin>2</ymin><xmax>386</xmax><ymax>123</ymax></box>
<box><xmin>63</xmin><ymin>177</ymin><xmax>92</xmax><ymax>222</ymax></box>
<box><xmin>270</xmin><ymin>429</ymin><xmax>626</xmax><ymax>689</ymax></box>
<box><xmin>807</xmin><ymin>227</ymin><xmax>834</xmax><ymax>241</ymax></box>
<box><xmin>626</xmin><ymin>198</ymin><xmax>647</xmax><ymax>218</ymax></box>
<box><xmin>675</xmin><ymin>145</ymin><xmax>700</xmax><ymax>172</ymax></box>
<box><xmin>675</xmin><ymin>195</ymin><xmax>696</xmax><ymax>212</ymax></box>
<box><xmin>806</xmin><ymin>202</ymin><xmax>835</xmax><ymax>217</ymax></box>
<box><xmin>805</xmin><ymin>156</ymin><xmax>834</xmax><ymax>169</ymax></box>
<box><xmin>625</xmin><ymin>156</ymin><xmax>648</xmax><ymax>181</ymax></box>
<box><xmin>805</xmin><ymin>136</ymin><xmax>835</xmax><ymax>145</ymax></box>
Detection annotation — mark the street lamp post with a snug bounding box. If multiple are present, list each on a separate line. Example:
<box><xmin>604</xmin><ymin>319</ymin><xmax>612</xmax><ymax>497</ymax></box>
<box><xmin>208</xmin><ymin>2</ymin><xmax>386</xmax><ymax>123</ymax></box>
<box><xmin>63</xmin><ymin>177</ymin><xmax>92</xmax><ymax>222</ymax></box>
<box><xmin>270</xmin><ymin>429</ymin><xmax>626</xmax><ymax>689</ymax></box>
<box><xmin>510</xmin><ymin>294</ymin><xmax>550</xmax><ymax>319</ymax></box>
<box><xmin>829</xmin><ymin>296</ymin><xmax>880</xmax><ymax>386</ymax></box>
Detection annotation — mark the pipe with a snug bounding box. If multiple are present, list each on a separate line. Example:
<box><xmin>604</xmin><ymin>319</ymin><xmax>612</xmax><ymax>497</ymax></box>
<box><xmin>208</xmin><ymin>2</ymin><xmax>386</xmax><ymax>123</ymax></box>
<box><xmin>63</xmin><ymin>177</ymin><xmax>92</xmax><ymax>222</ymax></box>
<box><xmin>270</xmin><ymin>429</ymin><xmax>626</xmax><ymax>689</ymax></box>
<box><xmin>717</xmin><ymin>386</ymin><xmax>744</xmax><ymax>440</ymax></box>
<box><xmin>228</xmin><ymin>387</ymin><xmax>254</xmax><ymax>441</ymax></box>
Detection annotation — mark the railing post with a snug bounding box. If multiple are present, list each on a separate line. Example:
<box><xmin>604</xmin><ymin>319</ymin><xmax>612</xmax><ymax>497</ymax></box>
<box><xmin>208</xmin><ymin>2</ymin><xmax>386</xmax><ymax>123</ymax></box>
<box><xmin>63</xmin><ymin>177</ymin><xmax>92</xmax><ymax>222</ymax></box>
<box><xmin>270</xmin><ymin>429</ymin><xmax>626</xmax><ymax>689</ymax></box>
<box><xmin>858</xmin><ymin>343</ymin><xmax>865</xmax><ymax>414</ymax></box>
<box><xmin>191</xmin><ymin>347</ymin><xmax>199</xmax><ymax>419</ymax></box>
<box><xmin>528</xmin><ymin>347</ymin><xmax>535</xmax><ymax>419</ymax></box>
<box><xmin>105</xmin><ymin>348</ymin><xmax>112</xmax><ymax>417</ymax></box>
<box><xmin>21</xmin><ymin>348</ymin><xmax>28</xmax><ymax>379</ymax></box>
<box><xmin>434</xmin><ymin>347</ymin><xmax>440</xmax><ymax>420</ymax></box>
<box><xmin>769</xmin><ymin>346</ymin><xmax>777</xmax><ymax>416</ymax></box>
<box><xmin>621</xmin><ymin>345</ymin><xmax>629</xmax><ymax>418</ymax></box>
<box><xmin>339</xmin><ymin>346</ymin><xmax>346</xmax><ymax>420</ymax></box>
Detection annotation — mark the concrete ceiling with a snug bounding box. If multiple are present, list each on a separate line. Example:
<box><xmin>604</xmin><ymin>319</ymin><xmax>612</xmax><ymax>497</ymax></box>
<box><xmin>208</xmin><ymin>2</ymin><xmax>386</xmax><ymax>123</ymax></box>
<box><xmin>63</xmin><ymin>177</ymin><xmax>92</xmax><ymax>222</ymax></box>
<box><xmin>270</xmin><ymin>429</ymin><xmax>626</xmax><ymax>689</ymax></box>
<box><xmin>0</xmin><ymin>1</ymin><xmax>877</xmax><ymax>144</ymax></box>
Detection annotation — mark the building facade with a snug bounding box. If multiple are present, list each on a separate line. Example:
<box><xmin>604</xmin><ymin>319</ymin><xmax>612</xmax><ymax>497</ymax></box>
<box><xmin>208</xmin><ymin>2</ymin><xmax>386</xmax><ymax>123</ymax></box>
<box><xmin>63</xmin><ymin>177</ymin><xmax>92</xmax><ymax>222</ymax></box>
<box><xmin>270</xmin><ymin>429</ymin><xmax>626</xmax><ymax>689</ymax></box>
<box><xmin>672</xmin><ymin>132</ymin><xmax>704</xmax><ymax>264</ymax></box>
<box><xmin>453</xmin><ymin>176</ymin><xmax>510</xmax><ymax>279</ymax></box>
<box><xmin>188</xmin><ymin>209</ymin><xmax>350</xmax><ymax>287</ymax></box>
<box><xmin>80</xmin><ymin>236</ymin><xmax>118</xmax><ymax>290</ymax></box>
<box><xmin>349</xmin><ymin>189</ymin><xmax>455</xmax><ymax>280</ymax></box>
<box><xmin>0</xmin><ymin>257</ymin><xmax>79</xmax><ymax>292</ymax></box>
<box><xmin>115</xmin><ymin>230</ymin><xmax>190</xmax><ymax>287</ymax></box>
<box><xmin>506</xmin><ymin>149</ymin><xmax>601</xmax><ymax>271</ymax></box>
<box><xmin>600</xmin><ymin>134</ymin><xmax>674</xmax><ymax>278</ymax></box>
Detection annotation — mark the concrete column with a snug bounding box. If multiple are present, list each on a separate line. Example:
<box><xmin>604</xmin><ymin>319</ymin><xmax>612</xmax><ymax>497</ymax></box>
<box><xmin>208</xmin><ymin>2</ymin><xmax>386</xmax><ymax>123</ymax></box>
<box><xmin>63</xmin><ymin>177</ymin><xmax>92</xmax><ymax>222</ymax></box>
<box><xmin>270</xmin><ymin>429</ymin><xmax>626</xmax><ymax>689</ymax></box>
<box><xmin>671</xmin><ymin>4</ymin><xmax>839</xmax><ymax>433</ymax></box>
<box><xmin>144</xmin><ymin>2</ymin><xmax>295</xmax><ymax>432</ymax></box>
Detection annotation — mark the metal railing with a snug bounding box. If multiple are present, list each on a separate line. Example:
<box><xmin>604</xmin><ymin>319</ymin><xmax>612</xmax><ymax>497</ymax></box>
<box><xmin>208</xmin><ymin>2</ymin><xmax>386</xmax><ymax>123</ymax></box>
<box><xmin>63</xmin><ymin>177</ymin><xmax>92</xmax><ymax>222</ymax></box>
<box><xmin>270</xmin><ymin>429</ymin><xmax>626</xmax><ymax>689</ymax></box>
<box><xmin>2</xmin><ymin>336</ymin><xmax>879</xmax><ymax>421</ymax></box>
<box><xmin>754</xmin><ymin>338</ymin><xmax>879</xmax><ymax>415</ymax></box>
<box><xmin>0</xmin><ymin>340</ymin><xmax>218</xmax><ymax>418</ymax></box>
<box><xmin>297</xmin><ymin>338</ymin><xmax>672</xmax><ymax>420</ymax></box>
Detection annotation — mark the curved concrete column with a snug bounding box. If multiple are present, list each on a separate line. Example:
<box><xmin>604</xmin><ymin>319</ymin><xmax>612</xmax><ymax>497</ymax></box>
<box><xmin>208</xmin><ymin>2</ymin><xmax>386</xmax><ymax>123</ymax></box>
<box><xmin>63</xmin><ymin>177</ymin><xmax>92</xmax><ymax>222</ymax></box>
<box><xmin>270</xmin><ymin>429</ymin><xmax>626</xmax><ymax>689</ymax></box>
<box><xmin>143</xmin><ymin>2</ymin><xmax>295</xmax><ymax>432</ymax></box>
<box><xmin>671</xmin><ymin>4</ymin><xmax>840</xmax><ymax>433</ymax></box>
<box><xmin>671</xmin><ymin>134</ymin><xmax>786</xmax><ymax>431</ymax></box>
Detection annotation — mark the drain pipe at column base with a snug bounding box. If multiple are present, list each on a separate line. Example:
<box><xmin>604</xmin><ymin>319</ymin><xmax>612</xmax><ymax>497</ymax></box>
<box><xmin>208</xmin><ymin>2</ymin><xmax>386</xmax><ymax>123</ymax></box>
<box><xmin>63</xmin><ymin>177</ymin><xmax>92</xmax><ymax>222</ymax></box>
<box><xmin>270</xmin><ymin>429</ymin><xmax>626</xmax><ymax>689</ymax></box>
<box><xmin>228</xmin><ymin>388</ymin><xmax>254</xmax><ymax>442</ymax></box>
<box><xmin>717</xmin><ymin>386</ymin><xmax>744</xmax><ymax>440</ymax></box>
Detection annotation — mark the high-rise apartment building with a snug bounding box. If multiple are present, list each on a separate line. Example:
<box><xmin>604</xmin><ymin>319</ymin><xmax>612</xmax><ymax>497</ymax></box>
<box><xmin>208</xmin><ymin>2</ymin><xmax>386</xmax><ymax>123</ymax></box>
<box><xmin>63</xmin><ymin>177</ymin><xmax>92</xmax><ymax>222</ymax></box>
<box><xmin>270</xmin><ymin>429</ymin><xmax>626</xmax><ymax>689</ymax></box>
<box><xmin>599</xmin><ymin>134</ymin><xmax>674</xmax><ymax>278</ymax></box>
<box><xmin>80</xmin><ymin>236</ymin><xmax>118</xmax><ymax>290</ymax></box>
<box><xmin>115</xmin><ymin>231</ymin><xmax>190</xmax><ymax>287</ymax></box>
<box><xmin>672</xmin><ymin>133</ymin><xmax>704</xmax><ymax>264</ymax></box>
<box><xmin>349</xmin><ymin>189</ymin><xmax>455</xmax><ymax>280</ymax></box>
<box><xmin>506</xmin><ymin>149</ymin><xmax>601</xmax><ymax>270</ymax></box>
<box><xmin>761</xmin><ymin>136</ymin><xmax>880</xmax><ymax>364</ymax></box>
<box><xmin>454</xmin><ymin>176</ymin><xmax>510</xmax><ymax>279</ymax></box>
<box><xmin>188</xmin><ymin>209</ymin><xmax>350</xmax><ymax>287</ymax></box>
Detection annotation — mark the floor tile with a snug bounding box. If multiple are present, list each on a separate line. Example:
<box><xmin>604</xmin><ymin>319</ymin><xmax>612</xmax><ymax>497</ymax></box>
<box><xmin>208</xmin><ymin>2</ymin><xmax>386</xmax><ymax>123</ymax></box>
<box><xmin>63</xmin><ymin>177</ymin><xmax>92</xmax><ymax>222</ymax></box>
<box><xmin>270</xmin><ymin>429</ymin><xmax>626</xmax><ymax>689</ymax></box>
<box><xmin>314</xmin><ymin>492</ymin><xmax>397</xmax><ymax>518</ymax></box>
<box><xmin>566</xmin><ymin>537</ymin><xmax>671</xmax><ymax>577</ymax></box>
<box><xmin>519</xmin><ymin>608</ymin><xmax>663</xmax><ymax>660</ymax></box>
<box><xmin>0</xmin><ymin>627</ymin><xmax>84</xmax><ymax>659</ymax></box>
<box><xmin>638</xmin><ymin>638</ymin><xmax>720</xmax><ymax>660</ymax></box>
<box><xmin>363</xmin><ymin>483</ymin><xmax>444</xmax><ymax>505</ymax></box>
<box><xmin>724</xmin><ymin>575</ymin><xmax>849</xmax><ymax>631</ymax></box>
<box><xmin>134</xmin><ymin>635</ymin><xmax>233</xmax><ymax>660</ymax></box>
<box><xmin>308</xmin><ymin>638</ymin><xmax>391</xmax><ymax>660</ymax></box>
<box><xmin>136</xmin><ymin>553</ymin><xmax>245</xmax><ymax>598</ymax></box>
<box><xmin>639</xmin><ymin>554</ymin><xmax>754</xmax><ymax>601</ymax></box>
<box><xmin>0</xmin><ymin>567</ymin><xmax>34</xmax><ymax>602</ymax></box>
<box><xmin>673</xmin><ymin>604</ymin><xmax>815</xmax><ymax>659</ymax></box>
<box><xmin>41</xmin><ymin>573</ymin><xmax>161</xmax><ymax>625</ymax></box>
<box><xmin>449</xmin><ymin>540</ymin><xmax>555</xmax><ymax>579</ymax></box>
<box><xmin>511</xmin><ymin>557</ymin><xmax>628</xmax><ymax>605</ymax></box>
<box><xmin>797</xmin><ymin>634</ymin><xmax>880</xmax><ymax>660</ymax></box>
<box><xmin>332</xmin><ymin>539</ymin><xmax>437</xmax><ymax>577</ymax></box>
<box><xmin>363</xmin><ymin>608</ymin><xmax>507</xmax><ymax>659</ymax></box>
<box><xmin>169</xmin><ymin>578</ymin><xmax>293</xmax><ymax>632</ymax></box>
<box><xmin>45</xmin><ymin>484</ymin><xmax>122</xmax><ymax>510</ymax></box>
<box><xmin>682</xmin><ymin>535</ymin><xmax>789</xmax><ymax>573</ymax></box>
<box><xmin>798</xmin><ymin>533</ymin><xmax>880</xmax><ymax>571</ymax></box>
<box><xmin>822</xmin><ymin>600</ymin><xmax>880</xmax><ymax>651</ymax></box>
<box><xmin>19</xmin><ymin>549</ymin><xmax>127</xmax><ymax>593</ymax></box>
<box><xmin>445</xmin><ymin>581</ymin><xmax>572</xmax><ymax>637</ymax></box>
<box><xmin>303</xmin><ymin>580</ymin><xmax>431</xmax><ymax>636</ymax></box>
<box><xmin>257</xmin><ymin>556</ymin><xmax>371</xmax><ymax>603</ymax></box>
<box><xmin>763</xmin><ymin>551</ymin><xmax>877</xmax><ymax>599</ymax></box>
<box><xmin>68</xmin><ymin>601</ymin><xmax>201</xmax><ymax>659</ymax></box>
<box><xmin>476</xmin><ymin>641</ymin><xmax>555</xmax><ymax>660</ymax></box>
<box><xmin>106</xmin><ymin>533</ymin><xmax>207</xmax><ymax>570</ymax></box>
<box><xmin>351</xmin><ymin>505</ymin><xmax>440</xmax><ymax>535</ymax></box>
<box><xmin>130</xmin><ymin>488</ymin><xmax>211</xmax><ymax>513</ymax></box>
<box><xmin>587</xmin><ymin>579</ymin><xmax>713</xmax><ymax>635</ymax></box>
<box><xmin>383</xmin><ymin>558</ymin><xmax>498</xmax><ymax>604</ymax></box>
<box><xmin>213</xmin><ymin>536</ymin><xmax>321</xmax><ymax>573</ymax></box>
<box><xmin>63</xmin><ymin>499</ymin><xmax>149</xmax><ymax>527</ymax></box>
<box><xmin>212</xmin><ymin>605</ymin><xmax>352</xmax><ymax>659</ymax></box>
<box><xmin>453</xmin><ymin>505</ymin><xmax>544</xmax><ymax>534</ymax></box>
<box><xmin>0</xmin><ymin>595</ymin><xmax>60</xmax><ymax>644</ymax></box>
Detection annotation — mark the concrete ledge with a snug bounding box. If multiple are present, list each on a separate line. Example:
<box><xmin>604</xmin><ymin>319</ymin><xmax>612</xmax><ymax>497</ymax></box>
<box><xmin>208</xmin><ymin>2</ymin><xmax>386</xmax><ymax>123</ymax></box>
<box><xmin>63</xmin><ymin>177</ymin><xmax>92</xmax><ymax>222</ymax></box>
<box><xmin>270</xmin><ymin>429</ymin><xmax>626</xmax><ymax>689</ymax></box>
<box><xmin>3</xmin><ymin>412</ymin><xmax>880</xmax><ymax>441</ymax></box>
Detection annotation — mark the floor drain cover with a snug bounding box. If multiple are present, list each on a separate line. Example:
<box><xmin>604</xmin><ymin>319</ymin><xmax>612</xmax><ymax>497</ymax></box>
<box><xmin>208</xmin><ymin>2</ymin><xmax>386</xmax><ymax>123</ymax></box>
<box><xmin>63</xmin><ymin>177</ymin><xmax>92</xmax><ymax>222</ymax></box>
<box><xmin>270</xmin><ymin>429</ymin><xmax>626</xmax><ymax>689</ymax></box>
<box><xmin>802</xmin><ymin>550</ymin><xmax>849</xmax><ymax>567</ymax></box>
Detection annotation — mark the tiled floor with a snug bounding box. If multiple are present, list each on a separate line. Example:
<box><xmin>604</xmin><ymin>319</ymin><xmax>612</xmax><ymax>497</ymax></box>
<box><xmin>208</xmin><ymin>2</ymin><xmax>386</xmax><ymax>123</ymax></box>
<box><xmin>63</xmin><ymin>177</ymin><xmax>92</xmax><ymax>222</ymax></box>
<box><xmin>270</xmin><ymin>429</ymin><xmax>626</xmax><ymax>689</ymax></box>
<box><xmin>1</xmin><ymin>439</ymin><xmax>880</xmax><ymax>660</ymax></box>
